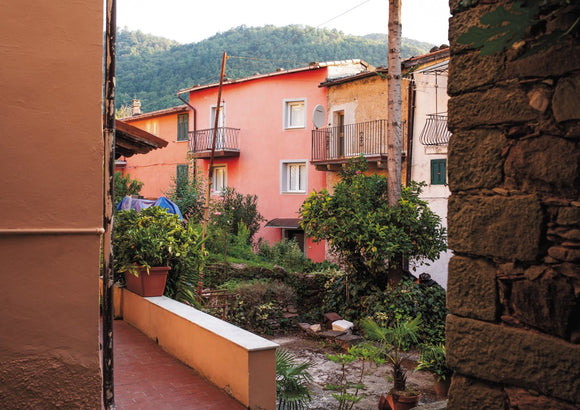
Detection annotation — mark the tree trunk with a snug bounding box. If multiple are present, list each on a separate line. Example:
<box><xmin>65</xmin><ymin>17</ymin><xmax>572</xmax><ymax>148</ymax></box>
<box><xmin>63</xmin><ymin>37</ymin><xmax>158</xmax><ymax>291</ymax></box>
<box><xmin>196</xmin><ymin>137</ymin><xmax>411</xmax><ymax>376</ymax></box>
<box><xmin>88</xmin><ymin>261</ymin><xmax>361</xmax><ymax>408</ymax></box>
<box><xmin>387</xmin><ymin>0</ymin><xmax>402</xmax><ymax>206</ymax></box>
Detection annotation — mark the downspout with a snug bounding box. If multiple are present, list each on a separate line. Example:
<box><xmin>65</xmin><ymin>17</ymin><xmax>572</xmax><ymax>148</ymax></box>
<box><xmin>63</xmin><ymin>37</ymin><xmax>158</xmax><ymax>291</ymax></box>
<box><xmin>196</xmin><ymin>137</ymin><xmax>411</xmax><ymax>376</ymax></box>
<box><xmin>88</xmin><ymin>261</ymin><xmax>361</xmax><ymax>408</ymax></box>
<box><xmin>177</xmin><ymin>91</ymin><xmax>197</xmax><ymax>178</ymax></box>
<box><xmin>405</xmin><ymin>73</ymin><xmax>416</xmax><ymax>187</ymax></box>
<box><xmin>102</xmin><ymin>0</ymin><xmax>116</xmax><ymax>408</ymax></box>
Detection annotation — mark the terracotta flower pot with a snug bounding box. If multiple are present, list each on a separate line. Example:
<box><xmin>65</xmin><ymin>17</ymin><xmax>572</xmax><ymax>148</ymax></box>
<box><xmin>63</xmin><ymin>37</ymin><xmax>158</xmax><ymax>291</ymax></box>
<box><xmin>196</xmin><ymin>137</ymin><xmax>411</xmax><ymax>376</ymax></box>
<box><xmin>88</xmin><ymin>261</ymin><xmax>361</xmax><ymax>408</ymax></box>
<box><xmin>433</xmin><ymin>376</ymin><xmax>451</xmax><ymax>398</ymax></box>
<box><xmin>125</xmin><ymin>266</ymin><xmax>170</xmax><ymax>297</ymax></box>
<box><xmin>385</xmin><ymin>390</ymin><xmax>421</xmax><ymax>410</ymax></box>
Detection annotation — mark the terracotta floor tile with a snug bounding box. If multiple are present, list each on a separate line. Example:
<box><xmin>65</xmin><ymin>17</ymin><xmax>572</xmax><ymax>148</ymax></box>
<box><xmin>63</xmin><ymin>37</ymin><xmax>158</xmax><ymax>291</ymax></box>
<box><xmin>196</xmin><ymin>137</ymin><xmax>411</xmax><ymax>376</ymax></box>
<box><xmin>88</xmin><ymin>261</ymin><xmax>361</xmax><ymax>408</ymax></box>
<box><xmin>112</xmin><ymin>320</ymin><xmax>245</xmax><ymax>409</ymax></box>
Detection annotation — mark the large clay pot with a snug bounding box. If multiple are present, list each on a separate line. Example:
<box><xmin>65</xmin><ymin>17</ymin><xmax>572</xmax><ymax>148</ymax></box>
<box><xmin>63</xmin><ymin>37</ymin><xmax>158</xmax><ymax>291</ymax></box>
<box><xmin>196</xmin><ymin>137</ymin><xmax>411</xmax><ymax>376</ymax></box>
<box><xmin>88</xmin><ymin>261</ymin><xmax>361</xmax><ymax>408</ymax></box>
<box><xmin>433</xmin><ymin>377</ymin><xmax>451</xmax><ymax>398</ymax></box>
<box><xmin>386</xmin><ymin>391</ymin><xmax>421</xmax><ymax>410</ymax></box>
<box><xmin>125</xmin><ymin>266</ymin><xmax>170</xmax><ymax>297</ymax></box>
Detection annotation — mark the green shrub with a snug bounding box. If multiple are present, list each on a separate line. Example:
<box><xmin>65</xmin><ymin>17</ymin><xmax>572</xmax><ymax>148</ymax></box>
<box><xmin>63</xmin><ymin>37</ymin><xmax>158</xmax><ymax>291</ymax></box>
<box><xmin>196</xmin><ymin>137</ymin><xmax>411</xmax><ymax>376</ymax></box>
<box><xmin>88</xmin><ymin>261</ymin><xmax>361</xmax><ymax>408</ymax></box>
<box><xmin>257</xmin><ymin>239</ymin><xmax>314</xmax><ymax>272</ymax></box>
<box><xmin>113</xmin><ymin>207</ymin><xmax>207</xmax><ymax>304</ymax></box>
<box><xmin>222</xmin><ymin>280</ymin><xmax>296</xmax><ymax>334</ymax></box>
<box><xmin>114</xmin><ymin>171</ymin><xmax>143</xmax><ymax>206</ymax></box>
<box><xmin>322</xmin><ymin>273</ymin><xmax>447</xmax><ymax>345</ymax></box>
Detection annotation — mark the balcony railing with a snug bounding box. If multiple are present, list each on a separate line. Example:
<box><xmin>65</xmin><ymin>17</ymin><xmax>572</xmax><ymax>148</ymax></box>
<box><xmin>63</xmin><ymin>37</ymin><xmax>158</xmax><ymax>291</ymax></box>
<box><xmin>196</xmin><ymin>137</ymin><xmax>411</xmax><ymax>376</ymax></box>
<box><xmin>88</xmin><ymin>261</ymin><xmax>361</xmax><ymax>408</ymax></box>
<box><xmin>311</xmin><ymin>119</ymin><xmax>389</xmax><ymax>164</ymax></box>
<box><xmin>188</xmin><ymin>127</ymin><xmax>240</xmax><ymax>158</ymax></box>
<box><xmin>419</xmin><ymin>113</ymin><xmax>450</xmax><ymax>146</ymax></box>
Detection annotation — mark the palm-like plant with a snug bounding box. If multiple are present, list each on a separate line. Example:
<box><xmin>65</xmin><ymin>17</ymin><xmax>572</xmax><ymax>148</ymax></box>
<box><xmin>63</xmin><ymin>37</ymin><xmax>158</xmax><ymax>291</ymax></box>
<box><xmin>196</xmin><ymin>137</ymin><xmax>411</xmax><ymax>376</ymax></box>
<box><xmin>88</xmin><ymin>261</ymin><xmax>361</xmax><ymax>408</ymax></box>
<box><xmin>276</xmin><ymin>348</ymin><xmax>313</xmax><ymax>410</ymax></box>
<box><xmin>361</xmin><ymin>315</ymin><xmax>422</xmax><ymax>392</ymax></box>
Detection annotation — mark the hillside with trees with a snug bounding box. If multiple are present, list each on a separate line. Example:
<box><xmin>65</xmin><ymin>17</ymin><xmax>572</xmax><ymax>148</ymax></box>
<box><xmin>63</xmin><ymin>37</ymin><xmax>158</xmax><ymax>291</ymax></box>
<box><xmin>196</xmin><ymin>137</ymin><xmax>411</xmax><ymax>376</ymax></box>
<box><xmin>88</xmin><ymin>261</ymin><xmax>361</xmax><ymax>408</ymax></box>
<box><xmin>116</xmin><ymin>25</ymin><xmax>435</xmax><ymax>112</ymax></box>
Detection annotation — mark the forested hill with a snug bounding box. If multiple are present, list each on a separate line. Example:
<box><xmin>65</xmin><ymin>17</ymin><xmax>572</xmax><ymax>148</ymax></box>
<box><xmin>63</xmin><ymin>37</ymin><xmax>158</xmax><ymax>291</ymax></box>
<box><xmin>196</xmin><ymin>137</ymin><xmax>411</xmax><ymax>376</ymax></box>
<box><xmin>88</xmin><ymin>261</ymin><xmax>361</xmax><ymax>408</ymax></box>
<box><xmin>116</xmin><ymin>25</ymin><xmax>435</xmax><ymax>113</ymax></box>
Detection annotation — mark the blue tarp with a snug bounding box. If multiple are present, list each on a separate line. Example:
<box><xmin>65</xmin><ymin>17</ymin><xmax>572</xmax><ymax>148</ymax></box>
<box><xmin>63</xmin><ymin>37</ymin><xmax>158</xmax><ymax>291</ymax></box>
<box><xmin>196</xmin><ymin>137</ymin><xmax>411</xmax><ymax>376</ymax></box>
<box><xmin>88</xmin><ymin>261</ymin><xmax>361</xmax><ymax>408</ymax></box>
<box><xmin>116</xmin><ymin>196</ymin><xmax>184</xmax><ymax>220</ymax></box>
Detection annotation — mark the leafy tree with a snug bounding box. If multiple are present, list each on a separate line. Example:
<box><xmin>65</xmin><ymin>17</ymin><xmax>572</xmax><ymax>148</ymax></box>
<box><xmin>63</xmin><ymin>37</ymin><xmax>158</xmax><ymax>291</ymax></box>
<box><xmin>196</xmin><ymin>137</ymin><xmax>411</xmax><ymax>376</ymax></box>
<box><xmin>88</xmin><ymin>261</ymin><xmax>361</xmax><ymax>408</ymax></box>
<box><xmin>113</xmin><ymin>171</ymin><xmax>143</xmax><ymax>206</ymax></box>
<box><xmin>209</xmin><ymin>187</ymin><xmax>264</xmax><ymax>242</ymax></box>
<box><xmin>299</xmin><ymin>158</ymin><xmax>446</xmax><ymax>287</ymax></box>
<box><xmin>165</xmin><ymin>168</ymin><xmax>205</xmax><ymax>222</ymax></box>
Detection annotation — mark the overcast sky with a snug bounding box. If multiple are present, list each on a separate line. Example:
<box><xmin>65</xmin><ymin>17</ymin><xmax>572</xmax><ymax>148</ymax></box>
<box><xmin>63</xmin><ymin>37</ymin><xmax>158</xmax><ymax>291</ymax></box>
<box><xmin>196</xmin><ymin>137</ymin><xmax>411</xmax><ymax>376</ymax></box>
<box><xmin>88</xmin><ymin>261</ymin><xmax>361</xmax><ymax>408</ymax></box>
<box><xmin>117</xmin><ymin>0</ymin><xmax>450</xmax><ymax>46</ymax></box>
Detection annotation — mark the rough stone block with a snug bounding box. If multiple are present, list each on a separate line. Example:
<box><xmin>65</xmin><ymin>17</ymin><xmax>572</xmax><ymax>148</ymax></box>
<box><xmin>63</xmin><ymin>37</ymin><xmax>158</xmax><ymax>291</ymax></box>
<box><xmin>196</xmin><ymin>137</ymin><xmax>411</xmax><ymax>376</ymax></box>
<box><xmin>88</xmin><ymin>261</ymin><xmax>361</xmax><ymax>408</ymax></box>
<box><xmin>557</xmin><ymin>206</ymin><xmax>580</xmax><ymax>226</ymax></box>
<box><xmin>448</xmin><ymin>129</ymin><xmax>507</xmax><ymax>191</ymax></box>
<box><xmin>507</xmin><ymin>42</ymin><xmax>580</xmax><ymax>80</ymax></box>
<box><xmin>447</xmin><ymin>256</ymin><xmax>498</xmax><ymax>321</ymax></box>
<box><xmin>332</xmin><ymin>319</ymin><xmax>353</xmax><ymax>332</ymax></box>
<box><xmin>447</xmin><ymin>374</ymin><xmax>506</xmax><ymax>410</ymax></box>
<box><xmin>446</xmin><ymin>315</ymin><xmax>580</xmax><ymax>403</ymax></box>
<box><xmin>511</xmin><ymin>270</ymin><xmax>576</xmax><ymax>338</ymax></box>
<box><xmin>553</xmin><ymin>73</ymin><xmax>580</xmax><ymax>123</ymax></box>
<box><xmin>448</xmin><ymin>50</ymin><xmax>506</xmax><ymax>95</ymax></box>
<box><xmin>448</xmin><ymin>4</ymin><xmax>497</xmax><ymax>54</ymax></box>
<box><xmin>505</xmin><ymin>136</ymin><xmax>580</xmax><ymax>197</ymax></box>
<box><xmin>448</xmin><ymin>194</ymin><xmax>543</xmax><ymax>262</ymax></box>
<box><xmin>505</xmin><ymin>386</ymin><xmax>578</xmax><ymax>409</ymax></box>
<box><xmin>448</xmin><ymin>85</ymin><xmax>537</xmax><ymax>131</ymax></box>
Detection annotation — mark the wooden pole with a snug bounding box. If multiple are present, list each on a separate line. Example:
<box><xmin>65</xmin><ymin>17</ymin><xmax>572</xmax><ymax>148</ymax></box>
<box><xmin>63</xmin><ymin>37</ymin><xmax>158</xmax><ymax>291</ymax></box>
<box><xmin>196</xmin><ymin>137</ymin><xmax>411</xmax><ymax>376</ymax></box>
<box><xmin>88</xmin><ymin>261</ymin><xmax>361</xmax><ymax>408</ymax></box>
<box><xmin>198</xmin><ymin>52</ymin><xmax>228</xmax><ymax>297</ymax></box>
<box><xmin>387</xmin><ymin>0</ymin><xmax>402</xmax><ymax>205</ymax></box>
<box><xmin>102</xmin><ymin>0</ymin><xmax>116</xmax><ymax>408</ymax></box>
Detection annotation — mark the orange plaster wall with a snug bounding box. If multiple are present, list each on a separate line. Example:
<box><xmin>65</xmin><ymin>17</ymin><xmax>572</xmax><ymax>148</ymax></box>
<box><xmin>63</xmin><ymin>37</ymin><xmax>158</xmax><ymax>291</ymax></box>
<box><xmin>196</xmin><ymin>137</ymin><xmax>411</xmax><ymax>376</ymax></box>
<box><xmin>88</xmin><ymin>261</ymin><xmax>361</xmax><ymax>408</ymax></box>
<box><xmin>0</xmin><ymin>1</ymin><xmax>103</xmax><ymax>407</ymax></box>
<box><xmin>121</xmin><ymin>109</ymin><xmax>190</xmax><ymax>199</ymax></box>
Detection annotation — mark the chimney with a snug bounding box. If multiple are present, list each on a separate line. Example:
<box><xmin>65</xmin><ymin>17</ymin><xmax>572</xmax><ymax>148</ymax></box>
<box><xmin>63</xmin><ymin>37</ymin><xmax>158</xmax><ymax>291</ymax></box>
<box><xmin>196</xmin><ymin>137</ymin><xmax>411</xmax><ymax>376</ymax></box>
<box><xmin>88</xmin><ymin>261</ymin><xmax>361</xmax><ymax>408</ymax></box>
<box><xmin>131</xmin><ymin>99</ymin><xmax>141</xmax><ymax>116</ymax></box>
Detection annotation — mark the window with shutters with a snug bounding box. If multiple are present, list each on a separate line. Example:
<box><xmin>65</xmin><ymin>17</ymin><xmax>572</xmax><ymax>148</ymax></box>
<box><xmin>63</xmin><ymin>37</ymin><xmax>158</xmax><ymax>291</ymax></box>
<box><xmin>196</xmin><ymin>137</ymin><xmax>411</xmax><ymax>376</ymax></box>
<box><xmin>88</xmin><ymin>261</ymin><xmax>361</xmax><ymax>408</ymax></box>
<box><xmin>177</xmin><ymin>113</ymin><xmax>189</xmax><ymax>141</ymax></box>
<box><xmin>430</xmin><ymin>159</ymin><xmax>446</xmax><ymax>185</ymax></box>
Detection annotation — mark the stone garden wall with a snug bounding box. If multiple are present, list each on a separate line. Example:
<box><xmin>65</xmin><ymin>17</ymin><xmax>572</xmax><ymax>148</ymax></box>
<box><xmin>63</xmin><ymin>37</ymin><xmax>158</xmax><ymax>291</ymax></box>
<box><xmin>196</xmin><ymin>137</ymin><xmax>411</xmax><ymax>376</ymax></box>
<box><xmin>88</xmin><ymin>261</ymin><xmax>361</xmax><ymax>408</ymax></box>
<box><xmin>446</xmin><ymin>0</ymin><xmax>579</xmax><ymax>408</ymax></box>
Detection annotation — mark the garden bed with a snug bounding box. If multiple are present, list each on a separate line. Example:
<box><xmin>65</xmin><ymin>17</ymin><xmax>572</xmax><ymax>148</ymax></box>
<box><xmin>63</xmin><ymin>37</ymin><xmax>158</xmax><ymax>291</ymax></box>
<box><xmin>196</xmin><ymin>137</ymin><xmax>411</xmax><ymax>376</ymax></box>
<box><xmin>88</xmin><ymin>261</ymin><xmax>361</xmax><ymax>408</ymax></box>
<box><xmin>270</xmin><ymin>331</ymin><xmax>446</xmax><ymax>409</ymax></box>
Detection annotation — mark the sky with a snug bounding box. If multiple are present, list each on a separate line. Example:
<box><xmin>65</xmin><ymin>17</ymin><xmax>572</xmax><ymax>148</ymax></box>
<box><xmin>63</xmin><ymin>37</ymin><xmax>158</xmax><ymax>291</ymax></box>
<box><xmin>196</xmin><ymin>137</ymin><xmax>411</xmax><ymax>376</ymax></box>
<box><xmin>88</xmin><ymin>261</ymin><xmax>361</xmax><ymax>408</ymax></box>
<box><xmin>116</xmin><ymin>0</ymin><xmax>450</xmax><ymax>46</ymax></box>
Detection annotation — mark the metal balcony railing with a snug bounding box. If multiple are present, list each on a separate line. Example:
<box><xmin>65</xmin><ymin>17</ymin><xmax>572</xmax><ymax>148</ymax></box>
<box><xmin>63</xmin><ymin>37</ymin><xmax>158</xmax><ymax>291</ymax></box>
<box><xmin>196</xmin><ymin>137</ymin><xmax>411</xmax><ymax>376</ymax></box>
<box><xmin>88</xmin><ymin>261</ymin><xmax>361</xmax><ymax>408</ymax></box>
<box><xmin>188</xmin><ymin>127</ymin><xmax>240</xmax><ymax>154</ymax></box>
<box><xmin>311</xmin><ymin>119</ymin><xmax>388</xmax><ymax>162</ymax></box>
<box><xmin>419</xmin><ymin>113</ymin><xmax>450</xmax><ymax>146</ymax></box>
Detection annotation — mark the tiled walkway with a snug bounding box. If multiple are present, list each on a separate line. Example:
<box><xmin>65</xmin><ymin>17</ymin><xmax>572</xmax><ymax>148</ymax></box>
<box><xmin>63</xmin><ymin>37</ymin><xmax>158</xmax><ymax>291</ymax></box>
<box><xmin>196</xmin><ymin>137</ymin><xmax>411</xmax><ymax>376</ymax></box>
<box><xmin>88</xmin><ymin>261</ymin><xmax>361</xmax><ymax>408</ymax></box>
<box><xmin>113</xmin><ymin>320</ymin><xmax>245</xmax><ymax>409</ymax></box>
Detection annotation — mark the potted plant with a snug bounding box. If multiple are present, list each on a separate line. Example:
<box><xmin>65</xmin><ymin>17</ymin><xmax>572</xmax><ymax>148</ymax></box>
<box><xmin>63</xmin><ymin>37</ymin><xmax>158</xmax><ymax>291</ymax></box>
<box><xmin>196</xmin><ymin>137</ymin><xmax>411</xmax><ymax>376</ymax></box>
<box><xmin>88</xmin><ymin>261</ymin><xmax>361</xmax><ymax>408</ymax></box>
<box><xmin>114</xmin><ymin>207</ymin><xmax>182</xmax><ymax>297</ymax></box>
<box><xmin>415</xmin><ymin>344</ymin><xmax>452</xmax><ymax>398</ymax></box>
<box><xmin>361</xmin><ymin>316</ymin><xmax>422</xmax><ymax>410</ymax></box>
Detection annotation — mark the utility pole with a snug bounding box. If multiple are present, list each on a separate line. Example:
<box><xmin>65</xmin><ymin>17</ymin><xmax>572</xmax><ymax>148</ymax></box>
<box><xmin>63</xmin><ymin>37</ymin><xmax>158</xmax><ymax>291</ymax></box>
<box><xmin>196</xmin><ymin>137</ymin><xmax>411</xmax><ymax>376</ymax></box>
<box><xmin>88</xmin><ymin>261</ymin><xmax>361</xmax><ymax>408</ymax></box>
<box><xmin>198</xmin><ymin>51</ymin><xmax>228</xmax><ymax>297</ymax></box>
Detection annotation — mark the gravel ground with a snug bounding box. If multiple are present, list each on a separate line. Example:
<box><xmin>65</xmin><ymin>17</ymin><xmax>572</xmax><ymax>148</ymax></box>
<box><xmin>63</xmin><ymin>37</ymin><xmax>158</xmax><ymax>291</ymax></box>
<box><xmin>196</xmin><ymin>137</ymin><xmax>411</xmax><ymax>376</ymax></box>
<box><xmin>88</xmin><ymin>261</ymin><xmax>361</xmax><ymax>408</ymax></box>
<box><xmin>270</xmin><ymin>331</ymin><xmax>444</xmax><ymax>410</ymax></box>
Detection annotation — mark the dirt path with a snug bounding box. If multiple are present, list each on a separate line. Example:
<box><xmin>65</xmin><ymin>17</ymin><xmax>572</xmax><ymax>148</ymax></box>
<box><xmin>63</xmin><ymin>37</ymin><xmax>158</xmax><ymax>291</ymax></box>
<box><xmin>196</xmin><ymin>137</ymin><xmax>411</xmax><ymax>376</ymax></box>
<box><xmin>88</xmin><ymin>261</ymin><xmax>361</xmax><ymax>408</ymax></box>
<box><xmin>270</xmin><ymin>332</ymin><xmax>442</xmax><ymax>409</ymax></box>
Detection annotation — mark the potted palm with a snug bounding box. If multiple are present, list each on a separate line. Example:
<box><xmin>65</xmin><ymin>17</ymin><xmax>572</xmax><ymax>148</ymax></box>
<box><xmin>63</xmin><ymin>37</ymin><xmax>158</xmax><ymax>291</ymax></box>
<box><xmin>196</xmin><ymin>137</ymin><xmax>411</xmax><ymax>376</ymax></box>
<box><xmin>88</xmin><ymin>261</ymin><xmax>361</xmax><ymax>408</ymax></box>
<box><xmin>361</xmin><ymin>316</ymin><xmax>422</xmax><ymax>410</ymax></box>
<box><xmin>415</xmin><ymin>344</ymin><xmax>452</xmax><ymax>398</ymax></box>
<box><xmin>114</xmin><ymin>207</ymin><xmax>181</xmax><ymax>297</ymax></box>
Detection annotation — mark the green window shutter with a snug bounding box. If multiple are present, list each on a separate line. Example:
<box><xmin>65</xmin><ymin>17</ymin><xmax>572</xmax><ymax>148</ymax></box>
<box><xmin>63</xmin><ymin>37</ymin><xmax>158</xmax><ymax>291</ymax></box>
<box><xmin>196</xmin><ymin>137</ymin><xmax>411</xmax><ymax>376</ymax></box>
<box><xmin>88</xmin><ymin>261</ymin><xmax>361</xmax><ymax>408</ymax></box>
<box><xmin>431</xmin><ymin>159</ymin><xmax>446</xmax><ymax>185</ymax></box>
<box><xmin>177</xmin><ymin>113</ymin><xmax>189</xmax><ymax>141</ymax></box>
<box><xmin>176</xmin><ymin>164</ymin><xmax>188</xmax><ymax>184</ymax></box>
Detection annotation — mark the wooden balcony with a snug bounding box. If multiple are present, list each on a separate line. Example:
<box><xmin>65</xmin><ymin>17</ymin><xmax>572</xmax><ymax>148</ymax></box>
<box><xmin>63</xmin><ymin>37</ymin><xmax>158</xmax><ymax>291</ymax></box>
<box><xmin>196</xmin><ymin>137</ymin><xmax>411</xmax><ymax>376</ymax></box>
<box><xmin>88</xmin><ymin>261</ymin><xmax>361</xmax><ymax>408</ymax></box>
<box><xmin>188</xmin><ymin>127</ymin><xmax>240</xmax><ymax>159</ymax></box>
<box><xmin>312</xmin><ymin>119</ymin><xmax>402</xmax><ymax>171</ymax></box>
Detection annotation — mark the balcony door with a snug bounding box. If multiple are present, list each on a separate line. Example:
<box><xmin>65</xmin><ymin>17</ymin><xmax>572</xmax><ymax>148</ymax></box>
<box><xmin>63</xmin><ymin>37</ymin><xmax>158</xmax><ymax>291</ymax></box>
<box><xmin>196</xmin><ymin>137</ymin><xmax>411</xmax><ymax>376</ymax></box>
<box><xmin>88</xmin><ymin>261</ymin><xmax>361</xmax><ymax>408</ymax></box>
<box><xmin>334</xmin><ymin>111</ymin><xmax>345</xmax><ymax>158</ymax></box>
<box><xmin>210</xmin><ymin>104</ymin><xmax>225</xmax><ymax>149</ymax></box>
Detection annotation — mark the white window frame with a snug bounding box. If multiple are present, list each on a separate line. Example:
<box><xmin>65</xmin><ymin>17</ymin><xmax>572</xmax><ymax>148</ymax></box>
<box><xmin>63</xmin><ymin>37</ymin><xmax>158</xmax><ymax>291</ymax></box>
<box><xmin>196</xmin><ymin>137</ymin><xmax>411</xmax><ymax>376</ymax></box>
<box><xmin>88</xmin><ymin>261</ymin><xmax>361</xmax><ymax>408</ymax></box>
<box><xmin>211</xmin><ymin>165</ymin><xmax>227</xmax><ymax>194</ymax></box>
<box><xmin>283</xmin><ymin>99</ymin><xmax>306</xmax><ymax>129</ymax></box>
<box><xmin>280</xmin><ymin>160</ymin><xmax>307</xmax><ymax>194</ymax></box>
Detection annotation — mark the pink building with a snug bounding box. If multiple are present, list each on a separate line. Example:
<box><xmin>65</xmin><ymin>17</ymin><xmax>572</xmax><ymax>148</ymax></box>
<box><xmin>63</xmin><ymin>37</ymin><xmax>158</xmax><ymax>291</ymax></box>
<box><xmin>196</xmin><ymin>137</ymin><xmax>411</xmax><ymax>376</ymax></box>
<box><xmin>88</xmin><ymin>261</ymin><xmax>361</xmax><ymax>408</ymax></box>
<box><xmin>120</xmin><ymin>60</ymin><xmax>371</xmax><ymax>262</ymax></box>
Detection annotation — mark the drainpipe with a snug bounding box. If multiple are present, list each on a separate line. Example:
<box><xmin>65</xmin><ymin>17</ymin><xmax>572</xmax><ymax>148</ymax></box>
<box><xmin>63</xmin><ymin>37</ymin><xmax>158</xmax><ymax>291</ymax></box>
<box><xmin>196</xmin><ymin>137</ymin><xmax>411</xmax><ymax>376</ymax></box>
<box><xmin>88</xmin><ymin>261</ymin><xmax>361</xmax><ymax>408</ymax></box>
<box><xmin>177</xmin><ymin>91</ymin><xmax>197</xmax><ymax>179</ymax></box>
<box><xmin>102</xmin><ymin>0</ymin><xmax>116</xmax><ymax>408</ymax></box>
<box><xmin>405</xmin><ymin>74</ymin><xmax>416</xmax><ymax>187</ymax></box>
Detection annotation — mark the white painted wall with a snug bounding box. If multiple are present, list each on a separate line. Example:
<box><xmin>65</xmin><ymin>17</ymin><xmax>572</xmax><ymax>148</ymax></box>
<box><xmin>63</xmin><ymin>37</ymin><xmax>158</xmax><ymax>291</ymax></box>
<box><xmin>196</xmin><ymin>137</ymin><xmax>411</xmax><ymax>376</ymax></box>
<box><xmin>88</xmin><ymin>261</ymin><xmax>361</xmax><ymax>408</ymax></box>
<box><xmin>410</xmin><ymin>67</ymin><xmax>452</xmax><ymax>288</ymax></box>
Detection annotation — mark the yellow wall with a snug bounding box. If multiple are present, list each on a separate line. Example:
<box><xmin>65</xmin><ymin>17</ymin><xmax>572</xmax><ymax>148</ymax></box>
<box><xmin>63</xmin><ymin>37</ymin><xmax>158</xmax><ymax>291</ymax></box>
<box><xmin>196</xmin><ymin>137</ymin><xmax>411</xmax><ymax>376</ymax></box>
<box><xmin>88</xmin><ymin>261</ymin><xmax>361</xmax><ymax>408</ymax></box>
<box><xmin>0</xmin><ymin>1</ymin><xmax>103</xmax><ymax>407</ymax></box>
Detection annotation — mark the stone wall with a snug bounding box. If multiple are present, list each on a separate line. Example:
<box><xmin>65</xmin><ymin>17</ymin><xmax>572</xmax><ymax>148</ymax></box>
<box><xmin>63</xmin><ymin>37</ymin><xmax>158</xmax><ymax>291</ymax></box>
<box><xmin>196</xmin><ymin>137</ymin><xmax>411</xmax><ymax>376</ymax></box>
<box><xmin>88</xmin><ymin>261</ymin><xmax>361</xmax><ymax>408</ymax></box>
<box><xmin>446</xmin><ymin>1</ymin><xmax>579</xmax><ymax>408</ymax></box>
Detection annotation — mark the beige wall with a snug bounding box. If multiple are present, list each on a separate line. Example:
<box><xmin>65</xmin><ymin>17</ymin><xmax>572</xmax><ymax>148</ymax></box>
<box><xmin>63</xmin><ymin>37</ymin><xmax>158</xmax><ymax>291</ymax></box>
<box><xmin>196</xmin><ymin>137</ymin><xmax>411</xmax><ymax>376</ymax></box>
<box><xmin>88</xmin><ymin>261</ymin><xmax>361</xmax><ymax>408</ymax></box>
<box><xmin>0</xmin><ymin>1</ymin><xmax>103</xmax><ymax>407</ymax></box>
